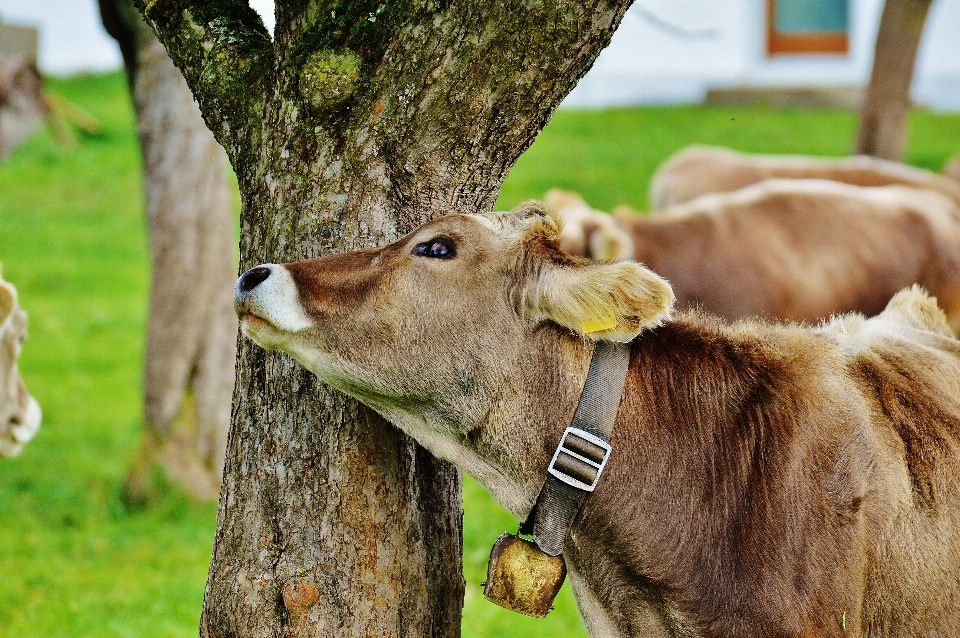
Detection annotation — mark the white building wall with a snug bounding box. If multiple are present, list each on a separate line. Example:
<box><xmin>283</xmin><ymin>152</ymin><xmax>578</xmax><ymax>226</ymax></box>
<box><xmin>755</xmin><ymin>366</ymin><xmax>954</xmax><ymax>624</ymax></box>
<box><xmin>0</xmin><ymin>0</ymin><xmax>120</xmax><ymax>73</ymax></box>
<box><xmin>568</xmin><ymin>1</ymin><xmax>755</xmax><ymax>105</ymax></box>
<box><xmin>566</xmin><ymin>0</ymin><xmax>960</xmax><ymax>111</ymax></box>
<box><xmin>1</xmin><ymin>0</ymin><xmax>957</xmax><ymax>111</ymax></box>
<box><xmin>914</xmin><ymin>0</ymin><xmax>960</xmax><ymax>109</ymax></box>
<box><xmin>0</xmin><ymin>0</ymin><xmax>275</xmax><ymax>74</ymax></box>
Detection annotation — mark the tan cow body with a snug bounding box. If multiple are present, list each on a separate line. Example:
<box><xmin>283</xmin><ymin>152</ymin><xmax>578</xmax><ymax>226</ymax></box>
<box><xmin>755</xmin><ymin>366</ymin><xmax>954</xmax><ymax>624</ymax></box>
<box><xmin>650</xmin><ymin>145</ymin><xmax>960</xmax><ymax>210</ymax></box>
<box><xmin>946</xmin><ymin>155</ymin><xmax>960</xmax><ymax>184</ymax></box>
<box><xmin>0</xmin><ymin>272</ymin><xmax>41</xmax><ymax>457</ymax></box>
<box><xmin>235</xmin><ymin>204</ymin><xmax>960</xmax><ymax>637</ymax></box>
<box><xmin>553</xmin><ymin>181</ymin><xmax>960</xmax><ymax>332</ymax></box>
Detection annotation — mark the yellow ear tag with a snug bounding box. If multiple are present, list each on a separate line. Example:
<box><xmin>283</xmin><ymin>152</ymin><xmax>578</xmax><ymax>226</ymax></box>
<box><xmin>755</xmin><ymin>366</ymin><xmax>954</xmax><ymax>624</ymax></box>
<box><xmin>581</xmin><ymin>314</ymin><xmax>618</xmax><ymax>334</ymax></box>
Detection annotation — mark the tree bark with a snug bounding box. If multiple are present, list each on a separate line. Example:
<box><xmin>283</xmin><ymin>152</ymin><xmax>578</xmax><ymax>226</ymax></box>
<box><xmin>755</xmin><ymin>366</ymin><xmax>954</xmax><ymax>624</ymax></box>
<box><xmin>854</xmin><ymin>0</ymin><xmax>934</xmax><ymax>161</ymax></box>
<box><xmin>135</xmin><ymin>1</ymin><xmax>634</xmax><ymax>635</ymax></box>
<box><xmin>99</xmin><ymin>0</ymin><xmax>238</xmax><ymax>501</ymax></box>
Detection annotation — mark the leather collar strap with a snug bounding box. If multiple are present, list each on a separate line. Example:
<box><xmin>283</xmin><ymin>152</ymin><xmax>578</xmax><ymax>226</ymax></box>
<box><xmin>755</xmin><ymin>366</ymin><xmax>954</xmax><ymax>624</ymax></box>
<box><xmin>520</xmin><ymin>340</ymin><xmax>632</xmax><ymax>556</ymax></box>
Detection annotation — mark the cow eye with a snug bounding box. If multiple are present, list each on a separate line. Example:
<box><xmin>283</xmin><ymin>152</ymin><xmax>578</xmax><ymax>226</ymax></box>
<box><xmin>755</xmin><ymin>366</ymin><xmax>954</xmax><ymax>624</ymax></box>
<box><xmin>412</xmin><ymin>237</ymin><xmax>456</xmax><ymax>259</ymax></box>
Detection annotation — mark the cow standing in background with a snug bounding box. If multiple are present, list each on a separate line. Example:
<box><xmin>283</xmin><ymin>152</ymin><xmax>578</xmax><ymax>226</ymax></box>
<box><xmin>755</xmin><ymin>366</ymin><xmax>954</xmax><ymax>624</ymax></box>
<box><xmin>0</xmin><ymin>271</ymin><xmax>41</xmax><ymax>457</ymax></box>
<box><xmin>946</xmin><ymin>155</ymin><xmax>960</xmax><ymax>184</ymax></box>
<box><xmin>233</xmin><ymin>204</ymin><xmax>960</xmax><ymax>636</ymax></box>
<box><xmin>0</xmin><ymin>57</ymin><xmax>44</xmax><ymax>161</ymax></box>
<box><xmin>549</xmin><ymin>182</ymin><xmax>960</xmax><ymax>331</ymax></box>
<box><xmin>650</xmin><ymin>145</ymin><xmax>960</xmax><ymax>210</ymax></box>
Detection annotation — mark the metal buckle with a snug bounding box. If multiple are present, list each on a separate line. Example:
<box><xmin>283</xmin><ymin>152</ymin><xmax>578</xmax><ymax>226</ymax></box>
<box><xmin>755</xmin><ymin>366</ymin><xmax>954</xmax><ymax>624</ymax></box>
<box><xmin>547</xmin><ymin>426</ymin><xmax>612</xmax><ymax>492</ymax></box>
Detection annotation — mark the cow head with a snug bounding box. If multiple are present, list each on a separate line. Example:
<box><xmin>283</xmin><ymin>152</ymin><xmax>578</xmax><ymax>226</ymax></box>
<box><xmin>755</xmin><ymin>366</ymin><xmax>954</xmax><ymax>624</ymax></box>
<box><xmin>0</xmin><ymin>274</ymin><xmax>42</xmax><ymax>457</ymax></box>
<box><xmin>234</xmin><ymin>203</ymin><xmax>673</xmax><ymax>442</ymax></box>
<box><xmin>543</xmin><ymin>189</ymin><xmax>634</xmax><ymax>262</ymax></box>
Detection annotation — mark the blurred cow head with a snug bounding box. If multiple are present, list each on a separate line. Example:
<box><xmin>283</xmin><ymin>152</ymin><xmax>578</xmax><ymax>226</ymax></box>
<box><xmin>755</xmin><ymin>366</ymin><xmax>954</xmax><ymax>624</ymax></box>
<box><xmin>543</xmin><ymin>189</ymin><xmax>634</xmax><ymax>262</ymax></box>
<box><xmin>0</xmin><ymin>273</ymin><xmax>41</xmax><ymax>457</ymax></box>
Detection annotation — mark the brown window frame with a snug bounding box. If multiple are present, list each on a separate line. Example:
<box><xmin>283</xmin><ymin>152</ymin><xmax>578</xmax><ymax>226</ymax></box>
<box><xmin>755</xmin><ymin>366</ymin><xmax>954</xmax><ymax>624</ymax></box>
<box><xmin>766</xmin><ymin>0</ymin><xmax>850</xmax><ymax>56</ymax></box>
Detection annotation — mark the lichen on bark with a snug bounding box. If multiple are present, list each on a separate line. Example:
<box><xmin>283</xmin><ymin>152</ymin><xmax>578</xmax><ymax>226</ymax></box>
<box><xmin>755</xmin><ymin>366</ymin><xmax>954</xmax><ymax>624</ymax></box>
<box><xmin>300</xmin><ymin>50</ymin><xmax>361</xmax><ymax>112</ymax></box>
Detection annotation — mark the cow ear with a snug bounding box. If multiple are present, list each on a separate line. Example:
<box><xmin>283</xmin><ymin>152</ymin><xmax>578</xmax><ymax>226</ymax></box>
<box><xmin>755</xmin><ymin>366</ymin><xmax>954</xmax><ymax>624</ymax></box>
<box><xmin>0</xmin><ymin>282</ymin><xmax>15</xmax><ymax>326</ymax></box>
<box><xmin>524</xmin><ymin>259</ymin><xmax>674</xmax><ymax>342</ymax></box>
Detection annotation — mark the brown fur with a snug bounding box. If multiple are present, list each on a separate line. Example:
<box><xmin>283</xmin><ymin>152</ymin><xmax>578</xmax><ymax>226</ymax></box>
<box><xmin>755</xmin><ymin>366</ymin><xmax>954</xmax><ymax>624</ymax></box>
<box><xmin>946</xmin><ymin>155</ymin><xmax>960</xmax><ymax>184</ymax></box>
<box><xmin>559</xmin><ymin>181</ymin><xmax>960</xmax><ymax>333</ymax></box>
<box><xmin>0</xmin><ymin>271</ymin><xmax>41</xmax><ymax>457</ymax></box>
<box><xmin>235</xmin><ymin>205</ymin><xmax>960</xmax><ymax>637</ymax></box>
<box><xmin>650</xmin><ymin>145</ymin><xmax>960</xmax><ymax>210</ymax></box>
<box><xmin>545</xmin><ymin>188</ymin><xmax>634</xmax><ymax>261</ymax></box>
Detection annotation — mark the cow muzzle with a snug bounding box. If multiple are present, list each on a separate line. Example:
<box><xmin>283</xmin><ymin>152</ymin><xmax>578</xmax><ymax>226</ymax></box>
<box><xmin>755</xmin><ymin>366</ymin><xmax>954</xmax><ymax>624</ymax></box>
<box><xmin>1</xmin><ymin>394</ymin><xmax>41</xmax><ymax>458</ymax></box>
<box><xmin>234</xmin><ymin>264</ymin><xmax>315</xmax><ymax>345</ymax></box>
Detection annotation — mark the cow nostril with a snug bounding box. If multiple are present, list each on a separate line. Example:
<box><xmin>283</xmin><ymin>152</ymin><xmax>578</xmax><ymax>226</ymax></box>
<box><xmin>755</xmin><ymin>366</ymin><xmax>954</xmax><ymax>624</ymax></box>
<box><xmin>238</xmin><ymin>266</ymin><xmax>272</xmax><ymax>294</ymax></box>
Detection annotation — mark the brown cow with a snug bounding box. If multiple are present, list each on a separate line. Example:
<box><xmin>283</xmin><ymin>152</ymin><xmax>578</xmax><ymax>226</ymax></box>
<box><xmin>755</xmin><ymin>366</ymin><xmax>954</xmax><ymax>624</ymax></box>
<box><xmin>0</xmin><ymin>271</ymin><xmax>41</xmax><ymax>457</ymax></box>
<box><xmin>650</xmin><ymin>145</ymin><xmax>960</xmax><ymax>210</ymax></box>
<box><xmin>946</xmin><ymin>155</ymin><xmax>960</xmax><ymax>184</ymax></box>
<box><xmin>552</xmin><ymin>181</ymin><xmax>960</xmax><ymax>332</ymax></box>
<box><xmin>235</xmin><ymin>203</ymin><xmax>960</xmax><ymax>637</ymax></box>
<box><xmin>545</xmin><ymin>188</ymin><xmax>634</xmax><ymax>262</ymax></box>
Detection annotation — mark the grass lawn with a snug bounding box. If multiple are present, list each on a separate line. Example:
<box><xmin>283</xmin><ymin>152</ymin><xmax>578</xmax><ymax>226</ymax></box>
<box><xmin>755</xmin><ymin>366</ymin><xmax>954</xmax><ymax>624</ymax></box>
<box><xmin>0</xmin><ymin>71</ymin><xmax>958</xmax><ymax>638</ymax></box>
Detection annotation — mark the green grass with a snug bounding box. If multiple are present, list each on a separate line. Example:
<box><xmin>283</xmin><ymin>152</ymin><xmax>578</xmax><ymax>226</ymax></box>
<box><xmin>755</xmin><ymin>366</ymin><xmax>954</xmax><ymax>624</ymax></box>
<box><xmin>0</xmin><ymin>72</ymin><xmax>216</xmax><ymax>638</ymax></box>
<box><xmin>1</xmin><ymin>71</ymin><xmax>959</xmax><ymax>638</ymax></box>
<box><xmin>496</xmin><ymin>104</ymin><xmax>960</xmax><ymax>212</ymax></box>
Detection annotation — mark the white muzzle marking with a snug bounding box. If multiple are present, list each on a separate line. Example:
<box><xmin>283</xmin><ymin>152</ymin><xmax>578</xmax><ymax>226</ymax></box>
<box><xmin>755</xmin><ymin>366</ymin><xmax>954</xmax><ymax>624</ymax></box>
<box><xmin>235</xmin><ymin>264</ymin><xmax>314</xmax><ymax>334</ymax></box>
<box><xmin>0</xmin><ymin>395</ymin><xmax>41</xmax><ymax>458</ymax></box>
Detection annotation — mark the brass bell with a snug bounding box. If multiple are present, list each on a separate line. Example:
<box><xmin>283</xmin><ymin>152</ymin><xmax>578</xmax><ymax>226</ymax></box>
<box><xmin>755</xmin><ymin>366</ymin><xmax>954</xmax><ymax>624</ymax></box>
<box><xmin>482</xmin><ymin>532</ymin><xmax>567</xmax><ymax>618</ymax></box>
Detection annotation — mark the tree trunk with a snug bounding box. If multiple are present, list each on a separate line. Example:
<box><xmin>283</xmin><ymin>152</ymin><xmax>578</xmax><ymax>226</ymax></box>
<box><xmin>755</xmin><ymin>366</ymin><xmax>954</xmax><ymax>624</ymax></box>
<box><xmin>854</xmin><ymin>0</ymin><xmax>934</xmax><ymax>160</ymax></box>
<box><xmin>99</xmin><ymin>0</ymin><xmax>238</xmax><ymax>502</ymax></box>
<box><xmin>136</xmin><ymin>1</ymin><xmax>634</xmax><ymax>634</ymax></box>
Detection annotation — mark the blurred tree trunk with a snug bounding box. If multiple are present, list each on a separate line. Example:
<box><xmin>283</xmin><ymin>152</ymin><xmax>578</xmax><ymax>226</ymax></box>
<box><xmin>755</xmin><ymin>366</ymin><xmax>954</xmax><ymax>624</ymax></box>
<box><xmin>99</xmin><ymin>0</ymin><xmax>237</xmax><ymax>502</ymax></box>
<box><xmin>854</xmin><ymin>0</ymin><xmax>935</xmax><ymax>160</ymax></box>
<box><xmin>137</xmin><ymin>0</ymin><xmax>633</xmax><ymax>634</ymax></box>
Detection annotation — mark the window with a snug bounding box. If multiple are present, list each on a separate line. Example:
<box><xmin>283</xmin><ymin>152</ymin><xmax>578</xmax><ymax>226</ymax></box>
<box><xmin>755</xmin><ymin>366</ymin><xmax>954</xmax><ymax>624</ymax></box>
<box><xmin>767</xmin><ymin>0</ymin><xmax>850</xmax><ymax>55</ymax></box>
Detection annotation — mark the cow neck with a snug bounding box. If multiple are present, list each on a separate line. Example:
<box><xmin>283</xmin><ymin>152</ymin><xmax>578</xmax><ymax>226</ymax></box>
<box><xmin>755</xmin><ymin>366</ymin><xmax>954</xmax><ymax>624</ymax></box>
<box><xmin>520</xmin><ymin>340</ymin><xmax>632</xmax><ymax>556</ymax></box>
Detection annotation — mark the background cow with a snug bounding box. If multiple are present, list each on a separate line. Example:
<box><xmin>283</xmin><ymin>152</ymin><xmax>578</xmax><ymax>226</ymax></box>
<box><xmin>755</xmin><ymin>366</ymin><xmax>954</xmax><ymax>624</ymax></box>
<box><xmin>0</xmin><ymin>270</ymin><xmax>41</xmax><ymax>457</ymax></box>
<box><xmin>946</xmin><ymin>155</ymin><xmax>960</xmax><ymax>184</ymax></box>
<box><xmin>0</xmin><ymin>57</ymin><xmax>44</xmax><ymax>162</ymax></box>
<box><xmin>545</xmin><ymin>188</ymin><xmax>634</xmax><ymax>262</ymax></box>
<box><xmin>649</xmin><ymin>145</ymin><xmax>960</xmax><ymax>210</ymax></box>
<box><xmin>234</xmin><ymin>204</ymin><xmax>960</xmax><ymax>637</ymax></box>
<box><xmin>550</xmin><ymin>181</ymin><xmax>960</xmax><ymax>331</ymax></box>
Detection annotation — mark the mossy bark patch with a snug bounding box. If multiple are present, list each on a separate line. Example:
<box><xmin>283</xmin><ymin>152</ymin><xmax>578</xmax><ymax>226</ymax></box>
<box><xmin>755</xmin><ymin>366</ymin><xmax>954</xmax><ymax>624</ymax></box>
<box><xmin>301</xmin><ymin>50</ymin><xmax>361</xmax><ymax>112</ymax></box>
